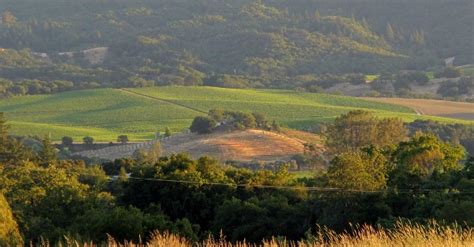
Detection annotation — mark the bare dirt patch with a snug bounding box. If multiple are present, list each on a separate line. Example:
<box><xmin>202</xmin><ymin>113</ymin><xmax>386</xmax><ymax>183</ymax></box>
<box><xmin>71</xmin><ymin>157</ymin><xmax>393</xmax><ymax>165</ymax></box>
<box><xmin>82</xmin><ymin>47</ymin><xmax>108</xmax><ymax>64</ymax></box>
<box><xmin>362</xmin><ymin>97</ymin><xmax>474</xmax><ymax>120</ymax></box>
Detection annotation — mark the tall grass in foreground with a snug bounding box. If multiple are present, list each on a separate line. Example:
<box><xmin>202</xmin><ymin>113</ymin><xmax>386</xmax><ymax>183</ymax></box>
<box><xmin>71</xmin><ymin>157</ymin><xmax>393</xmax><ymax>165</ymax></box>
<box><xmin>44</xmin><ymin>221</ymin><xmax>473</xmax><ymax>247</ymax></box>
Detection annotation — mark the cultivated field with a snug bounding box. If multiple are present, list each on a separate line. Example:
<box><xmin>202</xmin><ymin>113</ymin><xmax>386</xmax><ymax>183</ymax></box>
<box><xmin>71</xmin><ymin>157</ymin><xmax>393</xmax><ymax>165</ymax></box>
<box><xmin>0</xmin><ymin>86</ymin><xmax>471</xmax><ymax>141</ymax></box>
<box><xmin>363</xmin><ymin>97</ymin><xmax>474</xmax><ymax>120</ymax></box>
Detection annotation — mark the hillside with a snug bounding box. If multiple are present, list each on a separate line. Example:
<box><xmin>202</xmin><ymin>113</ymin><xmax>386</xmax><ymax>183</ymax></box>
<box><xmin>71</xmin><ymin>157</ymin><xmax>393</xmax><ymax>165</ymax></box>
<box><xmin>73</xmin><ymin>129</ymin><xmax>315</xmax><ymax>162</ymax></box>
<box><xmin>0</xmin><ymin>86</ymin><xmax>471</xmax><ymax>141</ymax></box>
<box><xmin>0</xmin><ymin>0</ymin><xmax>472</xmax><ymax>95</ymax></box>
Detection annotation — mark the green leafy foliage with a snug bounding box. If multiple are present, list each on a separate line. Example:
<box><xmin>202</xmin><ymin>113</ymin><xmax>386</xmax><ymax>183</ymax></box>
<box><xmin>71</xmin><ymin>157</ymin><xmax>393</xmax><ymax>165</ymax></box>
<box><xmin>326</xmin><ymin>110</ymin><xmax>407</xmax><ymax>153</ymax></box>
<box><xmin>190</xmin><ymin>116</ymin><xmax>216</xmax><ymax>134</ymax></box>
<box><xmin>0</xmin><ymin>193</ymin><xmax>23</xmax><ymax>247</ymax></box>
<box><xmin>328</xmin><ymin>147</ymin><xmax>388</xmax><ymax>191</ymax></box>
<box><xmin>390</xmin><ymin>134</ymin><xmax>465</xmax><ymax>188</ymax></box>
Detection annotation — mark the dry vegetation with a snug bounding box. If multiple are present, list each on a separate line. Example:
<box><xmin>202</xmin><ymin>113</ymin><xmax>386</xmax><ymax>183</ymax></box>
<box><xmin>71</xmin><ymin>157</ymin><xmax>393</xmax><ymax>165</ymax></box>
<box><xmin>281</xmin><ymin>129</ymin><xmax>324</xmax><ymax>147</ymax></box>
<box><xmin>158</xmin><ymin>129</ymin><xmax>307</xmax><ymax>162</ymax></box>
<box><xmin>363</xmin><ymin>97</ymin><xmax>474</xmax><ymax>120</ymax></box>
<box><xmin>74</xmin><ymin>129</ymin><xmax>310</xmax><ymax>162</ymax></box>
<box><xmin>51</xmin><ymin>221</ymin><xmax>474</xmax><ymax>247</ymax></box>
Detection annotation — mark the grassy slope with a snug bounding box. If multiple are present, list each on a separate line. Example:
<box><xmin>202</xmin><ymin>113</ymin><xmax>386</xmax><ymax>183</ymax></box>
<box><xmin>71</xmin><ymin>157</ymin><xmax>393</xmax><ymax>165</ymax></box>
<box><xmin>0</xmin><ymin>86</ymin><xmax>470</xmax><ymax>141</ymax></box>
<box><xmin>461</xmin><ymin>65</ymin><xmax>474</xmax><ymax>76</ymax></box>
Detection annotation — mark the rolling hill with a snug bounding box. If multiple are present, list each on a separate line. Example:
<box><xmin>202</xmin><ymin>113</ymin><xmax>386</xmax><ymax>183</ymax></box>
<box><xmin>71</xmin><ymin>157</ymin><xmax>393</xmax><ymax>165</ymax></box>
<box><xmin>0</xmin><ymin>86</ymin><xmax>471</xmax><ymax>141</ymax></box>
<box><xmin>73</xmin><ymin>129</ymin><xmax>315</xmax><ymax>162</ymax></box>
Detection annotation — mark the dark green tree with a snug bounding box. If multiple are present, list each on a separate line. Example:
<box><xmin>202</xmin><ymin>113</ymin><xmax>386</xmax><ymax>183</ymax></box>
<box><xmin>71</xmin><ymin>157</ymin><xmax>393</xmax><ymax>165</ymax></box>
<box><xmin>117</xmin><ymin>135</ymin><xmax>129</xmax><ymax>144</ymax></box>
<box><xmin>83</xmin><ymin>136</ymin><xmax>94</xmax><ymax>146</ymax></box>
<box><xmin>38</xmin><ymin>135</ymin><xmax>57</xmax><ymax>166</ymax></box>
<box><xmin>190</xmin><ymin>116</ymin><xmax>216</xmax><ymax>134</ymax></box>
<box><xmin>61</xmin><ymin>136</ymin><xmax>73</xmax><ymax>147</ymax></box>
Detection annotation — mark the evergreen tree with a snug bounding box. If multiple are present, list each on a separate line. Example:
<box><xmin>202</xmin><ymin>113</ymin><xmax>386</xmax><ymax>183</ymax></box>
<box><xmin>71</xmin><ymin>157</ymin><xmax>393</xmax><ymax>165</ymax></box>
<box><xmin>0</xmin><ymin>113</ymin><xmax>30</xmax><ymax>165</ymax></box>
<box><xmin>38</xmin><ymin>135</ymin><xmax>57</xmax><ymax>166</ymax></box>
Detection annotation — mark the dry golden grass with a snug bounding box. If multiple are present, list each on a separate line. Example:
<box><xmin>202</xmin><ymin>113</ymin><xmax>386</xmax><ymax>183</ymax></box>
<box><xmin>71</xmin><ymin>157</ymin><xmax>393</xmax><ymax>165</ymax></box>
<box><xmin>362</xmin><ymin>97</ymin><xmax>474</xmax><ymax>120</ymax></box>
<box><xmin>161</xmin><ymin>129</ymin><xmax>306</xmax><ymax>162</ymax></box>
<box><xmin>72</xmin><ymin>129</ymin><xmax>308</xmax><ymax>162</ymax></box>
<box><xmin>47</xmin><ymin>221</ymin><xmax>473</xmax><ymax>247</ymax></box>
<box><xmin>281</xmin><ymin>129</ymin><xmax>324</xmax><ymax>147</ymax></box>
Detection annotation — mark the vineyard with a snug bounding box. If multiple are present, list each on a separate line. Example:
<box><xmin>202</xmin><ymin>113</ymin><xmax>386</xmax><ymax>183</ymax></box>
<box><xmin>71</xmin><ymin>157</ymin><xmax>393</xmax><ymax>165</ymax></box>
<box><xmin>0</xmin><ymin>86</ymin><xmax>471</xmax><ymax>141</ymax></box>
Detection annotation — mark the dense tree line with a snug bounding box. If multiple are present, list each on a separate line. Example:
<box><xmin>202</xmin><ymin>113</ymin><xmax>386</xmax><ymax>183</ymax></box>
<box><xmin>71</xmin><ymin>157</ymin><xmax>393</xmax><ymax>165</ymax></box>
<box><xmin>369</xmin><ymin>70</ymin><xmax>473</xmax><ymax>99</ymax></box>
<box><xmin>190</xmin><ymin>109</ymin><xmax>280</xmax><ymax>134</ymax></box>
<box><xmin>0</xmin><ymin>111</ymin><xmax>473</xmax><ymax>244</ymax></box>
<box><xmin>437</xmin><ymin>77</ymin><xmax>474</xmax><ymax>98</ymax></box>
<box><xmin>407</xmin><ymin>119</ymin><xmax>474</xmax><ymax>156</ymax></box>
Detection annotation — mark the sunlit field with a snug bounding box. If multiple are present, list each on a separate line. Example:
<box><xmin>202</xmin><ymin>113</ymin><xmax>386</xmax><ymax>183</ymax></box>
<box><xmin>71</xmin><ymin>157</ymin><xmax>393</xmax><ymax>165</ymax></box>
<box><xmin>0</xmin><ymin>86</ymin><xmax>470</xmax><ymax>141</ymax></box>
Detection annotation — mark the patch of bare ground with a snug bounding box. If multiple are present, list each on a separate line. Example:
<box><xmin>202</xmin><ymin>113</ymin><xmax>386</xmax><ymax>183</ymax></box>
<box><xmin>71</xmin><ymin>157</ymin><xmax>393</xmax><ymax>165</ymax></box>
<box><xmin>362</xmin><ymin>97</ymin><xmax>474</xmax><ymax>120</ymax></box>
<box><xmin>82</xmin><ymin>47</ymin><xmax>108</xmax><ymax>64</ymax></box>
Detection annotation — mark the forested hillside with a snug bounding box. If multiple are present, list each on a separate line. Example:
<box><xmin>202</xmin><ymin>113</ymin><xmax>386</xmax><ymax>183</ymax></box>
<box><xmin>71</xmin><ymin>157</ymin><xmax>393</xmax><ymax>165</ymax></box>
<box><xmin>0</xmin><ymin>0</ymin><xmax>472</xmax><ymax>94</ymax></box>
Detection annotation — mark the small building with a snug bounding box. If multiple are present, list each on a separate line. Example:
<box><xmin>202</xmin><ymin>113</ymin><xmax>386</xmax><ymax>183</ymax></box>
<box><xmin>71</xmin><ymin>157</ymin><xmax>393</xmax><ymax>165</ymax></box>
<box><xmin>445</xmin><ymin>57</ymin><xmax>455</xmax><ymax>67</ymax></box>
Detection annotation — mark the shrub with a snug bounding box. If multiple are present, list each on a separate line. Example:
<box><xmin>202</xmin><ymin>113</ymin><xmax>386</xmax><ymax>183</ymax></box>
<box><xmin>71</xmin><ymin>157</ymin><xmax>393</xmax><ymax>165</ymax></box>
<box><xmin>117</xmin><ymin>135</ymin><xmax>129</xmax><ymax>144</ymax></box>
<box><xmin>61</xmin><ymin>136</ymin><xmax>73</xmax><ymax>147</ymax></box>
<box><xmin>83</xmin><ymin>136</ymin><xmax>94</xmax><ymax>145</ymax></box>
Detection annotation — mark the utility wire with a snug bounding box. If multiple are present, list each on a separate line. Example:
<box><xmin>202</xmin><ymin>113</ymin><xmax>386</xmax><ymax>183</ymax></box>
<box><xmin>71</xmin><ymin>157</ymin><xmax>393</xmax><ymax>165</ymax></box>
<box><xmin>122</xmin><ymin>176</ymin><xmax>474</xmax><ymax>194</ymax></box>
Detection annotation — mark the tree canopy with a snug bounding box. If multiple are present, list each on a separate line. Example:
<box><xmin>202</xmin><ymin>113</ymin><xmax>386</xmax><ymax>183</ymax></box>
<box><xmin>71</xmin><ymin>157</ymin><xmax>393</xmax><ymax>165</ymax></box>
<box><xmin>326</xmin><ymin>110</ymin><xmax>406</xmax><ymax>153</ymax></box>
